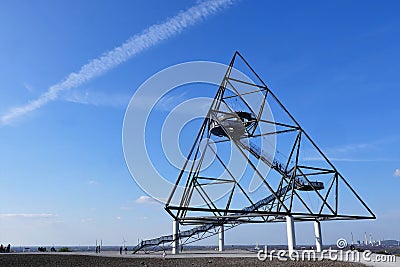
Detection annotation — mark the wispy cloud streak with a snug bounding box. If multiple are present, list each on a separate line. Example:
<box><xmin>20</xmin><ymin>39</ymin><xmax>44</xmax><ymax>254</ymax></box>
<box><xmin>64</xmin><ymin>90</ymin><xmax>130</xmax><ymax>108</ymax></box>
<box><xmin>0</xmin><ymin>213</ymin><xmax>57</xmax><ymax>218</ymax></box>
<box><xmin>303</xmin><ymin>137</ymin><xmax>400</xmax><ymax>163</ymax></box>
<box><xmin>303</xmin><ymin>157</ymin><xmax>398</xmax><ymax>163</ymax></box>
<box><xmin>1</xmin><ymin>0</ymin><xmax>235</xmax><ymax>125</ymax></box>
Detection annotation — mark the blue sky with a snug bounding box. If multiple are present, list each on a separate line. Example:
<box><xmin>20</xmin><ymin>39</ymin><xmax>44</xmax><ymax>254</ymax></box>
<box><xmin>0</xmin><ymin>0</ymin><xmax>399</xmax><ymax>246</ymax></box>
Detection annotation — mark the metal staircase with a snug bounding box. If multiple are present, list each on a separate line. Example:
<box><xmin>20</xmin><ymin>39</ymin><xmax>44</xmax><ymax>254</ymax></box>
<box><xmin>132</xmin><ymin>184</ymin><xmax>292</xmax><ymax>253</ymax></box>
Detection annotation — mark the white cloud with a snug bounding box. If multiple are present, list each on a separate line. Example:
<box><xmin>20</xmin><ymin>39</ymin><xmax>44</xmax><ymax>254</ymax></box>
<box><xmin>80</xmin><ymin>218</ymin><xmax>94</xmax><ymax>223</ymax></box>
<box><xmin>0</xmin><ymin>0</ymin><xmax>235</xmax><ymax>125</ymax></box>
<box><xmin>23</xmin><ymin>83</ymin><xmax>35</xmax><ymax>93</ymax></box>
<box><xmin>63</xmin><ymin>90</ymin><xmax>130</xmax><ymax>108</ymax></box>
<box><xmin>88</xmin><ymin>180</ymin><xmax>98</xmax><ymax>185</ymax></box>
<box><xmin>135</xmin><ymin>195</ymin><xmax>158</xmax><ymax>205</ymax></box>
<box><xmin>0</xmin><ymin>213</ymin><xmax>57</xmax><ymax>219</ymax></box>
<box><xmin>394</xmin><ymin>169</ymin><xmax>400</xmax><ymax>177</ymax></box>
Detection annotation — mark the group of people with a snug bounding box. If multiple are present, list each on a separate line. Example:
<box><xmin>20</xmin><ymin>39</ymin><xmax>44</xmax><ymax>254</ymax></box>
<box><xmin>37</xmin><ymin>247</ymin><xmax>47</xmax><ymax>252</ymax></box>
<box><xmin>37</xmin><ymin>246</ymin><xmax>56</xmax><ymax>252</ymax></box>
<box><xmin>119</xmin><ymin>246</ymin><xmax>128</xmax><ymax>254</ymax></box>
<box><xmin>0</xmin><ymin>244</ymin><xmax>11</xmax><ymax>253</ymax></box>
<box><xmin>95</xmin><ymin>245</ymin><xmax>101</xmax><ymax>253</ymax></box>
<box><xmin>274</xmin><ymin>161</ymin><xmax>285</xmax><ymax>173</ymax></box>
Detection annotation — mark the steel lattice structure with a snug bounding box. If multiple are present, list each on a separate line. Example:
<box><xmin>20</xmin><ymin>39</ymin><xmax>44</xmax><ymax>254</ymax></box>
<box><xmin>165</xmin><ymin>51</ymin><xmax>375</xmax><ymax>224</ymax></box>
<box><xmin>133</xmin><ymin>52</ymin><xmax>375</xmax><ymax>253</ymax></box>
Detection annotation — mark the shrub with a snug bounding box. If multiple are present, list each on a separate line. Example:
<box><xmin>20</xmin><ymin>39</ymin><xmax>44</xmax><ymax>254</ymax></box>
<box><xmin>376</xmin><ymin>250</ymin><xmax>391</xmax><ymax>255</ymax></box>
<box><xmin>58</xmin><ymin>247</ymin><xmax>71</xmax><ymax>252</ymax></box>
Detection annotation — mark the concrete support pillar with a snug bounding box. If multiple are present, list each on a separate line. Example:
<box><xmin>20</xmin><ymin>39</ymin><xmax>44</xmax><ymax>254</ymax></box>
<box><xmin>172</xmin><ymin>219</ymin><xmax>179</xmax><ymax>254</ymax></box>
<box><xmin>218</xmin><ymin>225</ymin><xmax>224</xmax><ymax>252</ymax></box>
<box><xmin>314</xmin><ymin>220</ymin><xmax>322</xmax><ymax>252</ymax></box>
<box><xmin>286</xmin><ymin>215</ymin><xmax>296</xmax><ymax>255</ymax></box>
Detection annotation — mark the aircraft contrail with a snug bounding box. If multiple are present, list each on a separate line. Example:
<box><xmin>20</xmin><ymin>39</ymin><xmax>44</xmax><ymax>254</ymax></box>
<box><xmin>1</xmin><ymin>0</ymin><xmax>235</xmax><ymax>125</ymax></box>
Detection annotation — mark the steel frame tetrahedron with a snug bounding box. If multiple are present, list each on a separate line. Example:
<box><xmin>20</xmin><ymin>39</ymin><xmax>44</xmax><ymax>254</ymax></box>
<box><xmin>164</xmin><ymin>51</ymin><xmax>376</xmax><ymax>225</ymax></box>
<box><xmin>132</xmin><ymin>52</ymin><xmax>376</xmax><ymax>253</ymax></box>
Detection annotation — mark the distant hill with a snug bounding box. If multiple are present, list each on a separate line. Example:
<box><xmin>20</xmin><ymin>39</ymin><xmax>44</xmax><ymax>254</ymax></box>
<box><xmin>381</xmin><ymin>240</ymin><xmax>399</xmax><ymax>246</ymax></box>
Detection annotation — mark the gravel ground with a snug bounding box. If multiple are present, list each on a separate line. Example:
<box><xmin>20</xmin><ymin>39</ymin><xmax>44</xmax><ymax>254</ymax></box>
<box><xmin>0</xmin><ymin>254</ymin><xmax>367</xmax><ymax>267</ymax></box>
